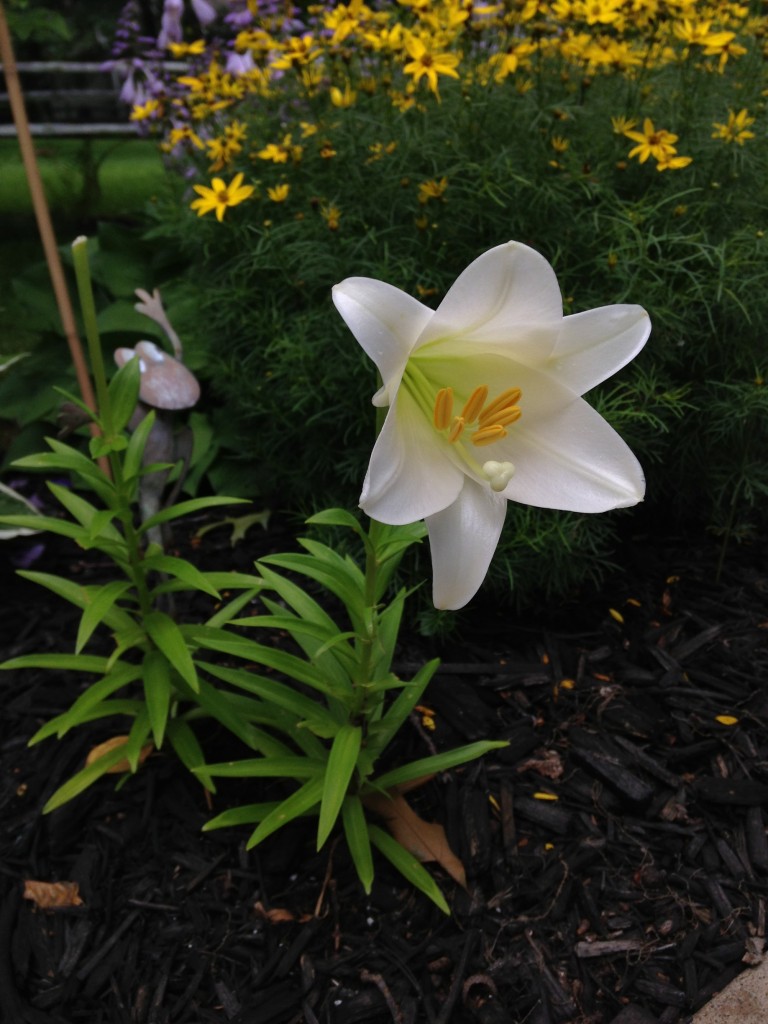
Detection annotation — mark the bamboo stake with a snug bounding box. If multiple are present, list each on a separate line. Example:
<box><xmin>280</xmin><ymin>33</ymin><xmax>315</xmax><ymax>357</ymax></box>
<box><xmin>0</xmin><ymin>0</ymin><xmax>98</xmax><ymax>420</ymax></box>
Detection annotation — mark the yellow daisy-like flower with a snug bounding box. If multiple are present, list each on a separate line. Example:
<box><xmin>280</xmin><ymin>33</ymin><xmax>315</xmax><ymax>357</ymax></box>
<box><xmin>403</xmin><ymin>35</ymin><xmax>460</xmax><ymax>100</ymax></box>
<box><xmin>712</xmin><ymin>108</ymin><xmax>756</xmax><ymax>146</ymax></box>
<box><xmin>418</xmin><ymin>177</ymin><xmax>448</xmax><ymax>203</ymax></box>
<box><xmin>267</xmin><ymin>183</ymin><xmax>290</xmax><ymax>202</ymax></box>
<box><xmin>190</xmin><ymin>173</ymin><xmax>255</xmax><ymax>222</ymax></box>
<box><xmin>655</xmin><ymin>153</ymin><xmax>692</xmax><ymax>172</ymax></box>
<box><xmin>321</xmin><ymin>203</ymin><xmax>341</xmax><ymax>230</ymax></box>
<box><xmin>623</xmin><ymin>118</ymin><xmax>678</xmax><ymax>164</ymax></box>
<box><xmin>130</xmin><ymin>99</ymin><xmax>161</xmax><ymax>121</ymax></box>
<box><xmin>611</xmin><ymin>115</ymin><xmax>637</xmax><ymax>135</ymax></box>
<box><xmin>330</xmin><ymin>81</ymin><xmax>357</xmax><ymax>108</ymax></box>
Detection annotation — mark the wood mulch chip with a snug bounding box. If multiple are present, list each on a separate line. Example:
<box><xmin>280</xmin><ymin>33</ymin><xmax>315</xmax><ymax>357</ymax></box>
<box><xmin>1</xmin><ymin>520</ymin><xmax>767</xmax><ymax>1024</ymax></box>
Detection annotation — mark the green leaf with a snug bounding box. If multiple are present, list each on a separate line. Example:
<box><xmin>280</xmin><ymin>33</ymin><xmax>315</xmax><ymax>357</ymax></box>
<box><xmin>142</xmin><ymin>649</ymin><xmax>172</xmax><ymax>748</ymax></box>
<box><xmin>123</xmin><ymin>707</ymin><xmax>153</xmax><ymax>774</ymax></box>
<box><xmin>254</xmin><ymin>563</ymin><xmax>342</xmax><ymax>633</ymax></box>
<box><xmin>372</xmin><ymin>588</ymin><xmax>407</xmax><ymax>678</ymax></box>
<box><xmin>342</xmin><ymin>796</ymin><xmax>375</xmax><ymax>894</ymax></box>
<box><xmin>165</xmin><ymin>718</ymin><xmax>215</xmax><ymax>791</ymax></box>
<box><xmin>261</xmin><ymin>546</ymin><xmax>366</xmax><ymax>629</ymax></box>
<box><xmin>306</xmin><ymin>507</ymin><xmax>367</xmax><ymax>540</ymax></box>
<box><xmin>191</xmin><ymin>628</ymin><xmax>337</xmax><ymax>696</ymax></box>
<box><xmin>249</xmin><ymin>571</ymin><xmax>355</xmax><ymax>697</ymax></box>
<box><xmin>2</xmin><ymin>652</ymin><xmax>111</xmax><ymax>673</ymax></box>
<box><xmin>371</xmin><ymin>741</ymin><xmax>509</xmax><ymax>793</ymax></box>
<box><xmin>179</xmin><ymin>675</ymin><xmax>293</xmax><ymax>757</ymax></box>
<box><xmin>317</xmin><ymin>725</ymin><xmax>362</xmax><ymax>850</ymax></box>
<box><xmin>89</xmin><ymin>433</ymin><xmax>128</xmax><ymax>459</ymax></box>
<box><xmin>368</xmin><ymin>825</ymin><xmax>449</xmax><ymax>913</ymax></box>
<box><xmin>198</xmin><ymin>660</ymin><xmax>340</xmax><ymax>732</ymax></box>
<box><xmin>47</xmin><ymin>482</ymin><xmax>119</xmax><ymax>539</ymax></box>
<box><xmin>122</xmin><ymin>409</ymin><xmax>156</xmax><ymax>484</ymax></box>
<box><xmin>201</xmin><ymin>756</ymin><xmax>324</xmax><ymax>779</ymax></box>
<box><xmin>0</xmin><ymin>514</ymin><xmax>89</xmax><ymax>542</ymax></box>
<box><xmin>13</xmin><ymin>440</ymin><xmax>115</xmax><ymax>504</ymax></box>
<box><xmin>76</xmin><ymin>580</ymin><xmax>134</xmax><ymax>653</ymax></box>
<box><xmin>202</xmin><ymin>802</ymin><xmax>280</xmax><ymax>831</ymax></box>
<box><xmin>42</xmin><ymin>740</ymin><xmax>139</xmax><ymax>813</ymax></box>
<box><xmin>107</xmin><ymin>354</ymin><xmax>141</xmax><ymax>435</ymax></box>
<box><xmin>365</xmin><ymin>659</ymin><xmax>441</xmax><ymax>760</ymax></box>
<box><xmin>144</xmin><ymin>554</ymin><xmax>221</xmax><ymax>598</ymax></box>
<box><xmin>139</xmin><ymin>496</ymin><xmax>249</xmax><ymax>534</ymax></box>
<box><xmin>144</xmin><ymin>610</ymin><xmax>198</xmax><ymax>691</ymax></box>
<box><xmin>231</xmin><ymin>613</ymin><xmax>357</xmax><ymax>661</ymax></box>
<box><xmin>246</xmin><ymin>776</ymin><xmax>324</xmax><ymax>850</ymax></box>
<box><xmin>28</xmin><ymin>662</ymin><xmax>143</xmax><ymax>742</ymax></box>
<box><xmin>16</xmin><ymin>572</ymin><xmax>137</xmax><ymax>632</ymax></box>
<box><xmin>204</xmin><ymin>588</ymin><xmax>261</xmax><ymax>628</ymax></box>
<box><xmin>200</xmin><ymin>687</ymin><xmax>326</xmax><ymax>758</ymax></box>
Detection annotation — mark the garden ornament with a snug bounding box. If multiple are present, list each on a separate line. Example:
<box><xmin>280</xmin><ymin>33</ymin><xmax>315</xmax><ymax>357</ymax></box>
<box><xmin>113</xmin><ymin>290</ymin><xmax>201</xmax><ymax>546</ymax></box>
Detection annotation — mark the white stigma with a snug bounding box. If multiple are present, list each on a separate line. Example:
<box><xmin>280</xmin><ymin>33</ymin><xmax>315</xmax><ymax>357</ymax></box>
<box><xmin>483</xmin><ymin>460</ymin><xmax>515</xmax><ymax>492</ymax></box>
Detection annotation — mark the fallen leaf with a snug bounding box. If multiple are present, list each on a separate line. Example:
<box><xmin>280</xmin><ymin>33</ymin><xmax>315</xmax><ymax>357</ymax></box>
<box><xmin>516</xmin><ymin>748</ymin><xmax>564</xmax><ymax>780</ymax></box>
<box><xmin>23</xmin><ymin>880</ymin><xmax>83</xmax><ymax>909</ymax></box>
<box><xmin>85</xmin><ymin>735</ymin><xmax>154</xmax><ymax>773</ymax></box>
<box><xmin>365</xmin><ymin>791</ymin><xmax>467</xmax><ymax>889</ymax></box>
<box><xmin>253</xmin><ymin>901</ymin><xmax>312</xmax><ymax>924</ymax></box>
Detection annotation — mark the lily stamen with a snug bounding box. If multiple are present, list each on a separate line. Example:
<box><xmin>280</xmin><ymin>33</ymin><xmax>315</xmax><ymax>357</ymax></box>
<box><xmin>448</xmin><ymin>416</ymin><xmax>465</xmax><ymax>442</ymax></box>
<box><xmin>478</xmin><ymin>387</ymin><xmax>522</xmax><ymax>425</ymax></box>
<box><xmin>433</xmin><ymin>387</ymin><xmax>454</xmax><ymax>430</ymax></box>
<box><xmin>471</xmin><ymin>424</ymin><xmax>508</xmax><ymax>446</ymax></box>
<box><xmin>486</xmin><ymin>405</ymin><xmax>522</xmax><ymax>428</ymax></box>
<box><xmin>460</xmin><ymin>385</ymin><xmax>489</xmax><ymax>424</ymax></box>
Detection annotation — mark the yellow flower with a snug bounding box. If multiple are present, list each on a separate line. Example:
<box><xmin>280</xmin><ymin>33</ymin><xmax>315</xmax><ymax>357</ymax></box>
<box><xmin>190</xmin><ymin>173</ymin><xmax>255</xmax><ymax>222</ymax></box>
<box><xmin>206</xmin><ymin>136</ymin><xmax>243</xmax><ymax>172</ymax></box>
<box><xmin>330</xmin><ymin>81</ymin><xmax>356</xmax><ymax>108</ymax></box>
<box><xmin>167</xmin><ymin>39</ymin><xmax>206</xmax><ymax>57</ymax></box>
<box><xmin>267</xmin><ymin>183</ymin><xmax>290</xmax><ymax>202</ymax></box>
<box><xmin>623</xmin><ymin>118</ymin><xmax>679</xmax><ymax>164</ymax></box>
<box><xmin>611</xmin><ymin>115</ymin><xmax>637</xmax><ymax>135</ymax></box>
<box><xmin>403</xmin><ymin>35</ymin><xmax>460</xmax><ymax>100</ymax></box>
<box><xmin>702</xmin><ymin>30</ymin><xmax>747</xmax><ymax>71</ymax></box>
<box><xmin>130</xmin><ymin>99</ymin><xmax>161</xmax><ymax>121</ymax></box>
<box><xmin>256</xmin><ymin>134</ymin><xmax>303</xmax><ymax>164</ymax></box>
<box><xmin>712</xmin><ymin>108</ymin><xmax>756</xmax><ymax>145</ymax></box>
<box><xmin>551</xmin><ymin>135</ymin><xmax>569</xmax><ymax>153</ymax></box>
<box><xmin>321</xmin><ymin>203</ymin><xmax>341</xmax><ymax>230</ymax></box>
<box><xmin>417</xmin><ymin>177</ymin><xmax>448</xmax><ymax>203</ymax></box>
<box><xmin>655</xmin><ymin>153</ymin><xmax>692</xmax><ymax>172</ymax></box>
<box><xmin>164</xmin><ymin>126</ymin><xmax>205</xmax><ymax>151</ymax></box>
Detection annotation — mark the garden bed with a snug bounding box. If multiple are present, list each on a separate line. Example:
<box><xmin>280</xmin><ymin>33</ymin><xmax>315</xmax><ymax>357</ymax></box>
<box><xmin>1</xmin><ymin>518</ymin><xmax>767</xmax><ymax>1024</ymax></box>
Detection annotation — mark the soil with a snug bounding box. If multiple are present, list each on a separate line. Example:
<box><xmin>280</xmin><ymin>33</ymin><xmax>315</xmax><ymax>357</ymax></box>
<box><xmin>1</xmin><ymin>514</ymin><xmax>767</xmax><ymax>1024</ymax></box>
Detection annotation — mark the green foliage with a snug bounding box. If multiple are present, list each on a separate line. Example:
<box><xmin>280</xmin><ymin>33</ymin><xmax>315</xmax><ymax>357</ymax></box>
<box><xmin>197</xmin><ymin>513</ymin><xmax>506</xmax><ymax>910</ymax></box>
<box><xmin>7</xmin><ymin>1</ymin><xmax>767</xmax><ymax>607</ymax></box>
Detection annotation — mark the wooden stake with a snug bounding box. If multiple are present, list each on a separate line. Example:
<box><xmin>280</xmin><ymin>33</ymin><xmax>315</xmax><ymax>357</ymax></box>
<box><xmin>0</xmin><ymin>1</ymin><xmax>99</xmax><ymax>421</ymax></box>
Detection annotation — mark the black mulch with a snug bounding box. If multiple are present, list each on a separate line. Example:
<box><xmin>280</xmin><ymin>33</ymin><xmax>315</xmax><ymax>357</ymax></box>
<box><xmin>1</xmin><ymin>518</ymin><xmax>767</xmax><ymax>1024</ymax></box>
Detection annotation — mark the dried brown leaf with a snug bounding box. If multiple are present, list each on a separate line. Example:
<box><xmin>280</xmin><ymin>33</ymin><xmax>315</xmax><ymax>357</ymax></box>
<box><xmin>365</xmin><ymin>791</ymin><xmax>467</xmax><ymax>889</ymax></box>
<box><xmin>23</xmin><ymin>880</ymin><xmax>83</xmax><ymax>909</ymax></box>
<box><xmin>516</xmin><ymin>748</ymin><xmax>564</xmax><ymax>780</ymax></box>
<box><xmin>85</xmin><ymin>735</ymin><xmax>153</xmax><ymax>773</ymax></box>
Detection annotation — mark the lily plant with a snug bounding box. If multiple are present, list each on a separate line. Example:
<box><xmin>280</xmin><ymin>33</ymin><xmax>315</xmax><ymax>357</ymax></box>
<box><xmin>333</xmin><ymin>241</ymin><xmax>651</xmax><ymax>609</ymax></box>
<box><xmin>0</xmin><ymin>239</ymin><xmax>649</xmax><ymax>913</ymax></box>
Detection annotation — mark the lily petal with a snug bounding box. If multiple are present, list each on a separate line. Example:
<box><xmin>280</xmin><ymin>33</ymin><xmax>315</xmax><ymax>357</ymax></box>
<box><xmin>549</xmin><ymin>305</ymin><xmax>651</xmax><ymax>394</ymax></box>
<box><xmin>361</xmin><ymin>390</ymin><xmax>464</xmax><ymax>525</ymax></box>
<box><xmin>500</xmin><ymin>396</ymin><xmax>645</xmax><ymax>512</ymax></box>
<box><xmin>332</xmin><ymin>279</ymin><xmax>433</xmax><ymax>405</ymax></box>
<box><xmin>416</xmin><ymin>242</ymin><xmax>562</xmax><ymax>362</ymax></box>
<box><xmin>426</xmin><ymin>478</ymin><xmax>507</xmax><ymax>609</ymax></box>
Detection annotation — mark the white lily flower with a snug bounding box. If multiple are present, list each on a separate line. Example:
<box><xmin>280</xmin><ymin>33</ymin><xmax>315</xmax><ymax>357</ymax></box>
<box><xmin>332</xmin><ymin>242</ymin><xmax>650</xmax><ymax>610</ymax></box>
